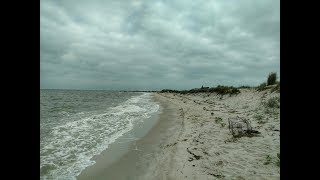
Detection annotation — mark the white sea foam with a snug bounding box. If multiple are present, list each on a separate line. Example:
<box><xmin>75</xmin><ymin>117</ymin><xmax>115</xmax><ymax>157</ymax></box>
<box><xmin>40</xmin><ymin>93</ymin><xmax>159</xmax><ymax>180</ymax></box>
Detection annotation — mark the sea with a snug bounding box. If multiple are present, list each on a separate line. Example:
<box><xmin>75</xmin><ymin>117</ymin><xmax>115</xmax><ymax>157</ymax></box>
<box><xmin>40</xmin><ymin>89</ymin><xmax>160</xmax><ymax>180</ymax></box>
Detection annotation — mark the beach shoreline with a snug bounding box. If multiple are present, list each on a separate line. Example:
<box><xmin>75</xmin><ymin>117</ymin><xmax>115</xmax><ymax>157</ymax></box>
<box><xmin>78</xmin><ymin>89</ymin><xmax>280</xmax><ymax>179</ymax></box>
<box><xmin>77</xmin><ymin>93</ymin><xmax>182</xmax><ymax>180</ymax></box>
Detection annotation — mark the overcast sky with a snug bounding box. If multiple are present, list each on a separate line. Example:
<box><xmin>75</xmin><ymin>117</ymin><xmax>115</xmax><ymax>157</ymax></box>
<box><xmin>40</xmin><ymin>0</ymin><xmax>279</xmax><ymax>90</ymax></box>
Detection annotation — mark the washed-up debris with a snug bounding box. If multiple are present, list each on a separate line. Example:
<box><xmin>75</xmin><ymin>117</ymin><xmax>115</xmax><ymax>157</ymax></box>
<box><xmin>228</xmin><ymin>116</ymin><xmax>260</xmax><ymax>137</ymax></box>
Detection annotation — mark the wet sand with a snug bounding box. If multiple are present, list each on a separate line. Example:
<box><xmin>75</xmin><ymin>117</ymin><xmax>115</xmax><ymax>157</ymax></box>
<box><xmin>77</xmin><ymin>94</ymin><xmax>182</xmax><ymax>180</ymax></box>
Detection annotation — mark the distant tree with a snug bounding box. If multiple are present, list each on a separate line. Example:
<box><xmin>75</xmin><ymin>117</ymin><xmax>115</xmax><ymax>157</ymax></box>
<box><xmin>267</xmin><ymin>72</ymin><xmax>277</xmax><ymax>86</ymax></box>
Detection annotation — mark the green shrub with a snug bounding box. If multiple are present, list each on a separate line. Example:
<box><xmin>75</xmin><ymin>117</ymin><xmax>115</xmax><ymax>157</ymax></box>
<box><xmin>209</xmin><ymin>85</ymin><xmax>240</xmax><ymax>95</ymax></box>
<box><xmin>267</xmin><ymin>72</ymin><xmax>277</xmax><ymax>86</ymax></box>
<box><xmin>257</xmin><ymin>82</ymin><xmax>267</xmax><ymax>91</ymax></box>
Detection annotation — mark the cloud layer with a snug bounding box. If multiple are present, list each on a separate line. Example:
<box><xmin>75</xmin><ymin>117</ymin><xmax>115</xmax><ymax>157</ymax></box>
<box><xmin>40</xmin><ymin>0</ymin><xmax>280</xmax><ymax>90</ymax></box>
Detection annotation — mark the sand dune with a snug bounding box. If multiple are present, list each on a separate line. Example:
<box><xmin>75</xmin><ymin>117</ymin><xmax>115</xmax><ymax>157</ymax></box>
<box><xmin>142</xmin><ymin>88</ymin><xmax>280</xmax><ymax>179</ymax></box>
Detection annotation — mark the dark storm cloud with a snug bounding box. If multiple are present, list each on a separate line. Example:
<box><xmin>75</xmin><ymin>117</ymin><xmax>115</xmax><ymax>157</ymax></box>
<box><xmin>40</xmin><ymin>0</ymin><xmax>280</xmax><ymax>90</ymax></box>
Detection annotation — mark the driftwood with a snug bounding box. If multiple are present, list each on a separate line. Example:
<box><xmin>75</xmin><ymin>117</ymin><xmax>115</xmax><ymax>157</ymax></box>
<box><xmin>228</xmin><ymin>116</ymin><xmax>260</xmax><ymax>137</ymax></box>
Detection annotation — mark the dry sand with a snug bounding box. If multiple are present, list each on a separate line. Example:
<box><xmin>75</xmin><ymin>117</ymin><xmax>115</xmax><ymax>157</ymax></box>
<box><xmin>142</xmin><ymin>88</ymin><xmax>280</xmax><ymax>180</ymax></box>
<box><xmin>78</xmin><ymin>88</ymin><xmax>280</xmax><ymax>180</ymax></box>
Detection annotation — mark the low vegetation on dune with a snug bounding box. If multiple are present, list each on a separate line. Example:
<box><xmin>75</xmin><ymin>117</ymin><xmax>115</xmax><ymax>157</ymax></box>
<box><xmin>259</xmin><ymin>96</ymin><xmax>280</xmax><ymax>116</ymax></box>
<box><xmin>160</xmin><ymin>85</ymin><xmax>240</xmax><ymax>95</ymax></box>
<box><xmin>214</xmin><ymin>117</ymin><xmax>226</xmax><ymax>127</ymax></box>
<box><xmin>208</xmin><ymin>85</ymin><xmax>240</xmax><ymax>95</ymax></box>
<box><xmin>264</xmin><ymin>97</ymin><xmax>280</xmax><ymax>109</ymax></box>
<box><xmin>264</xmin><ymin>155</ymin><xmax>273</xmax><ymax>165</ymax></box>
<box><xmin>270</xmin><ymin>82</ymin><xmax>280</xmax><ymax>93</ymax></box>
<box><xmin>160</xmin><ymin>72</ymin><xmax>279</xmax><ymax>95</ymax></box>
<box><xmin>237</xmin><ymin>85</ymin><xmax>252</xmax><ymax>89</ymax></box>
<box><xmin>256</xmin><ymin>72</ymin><xmax>280</xmax><ymax>92</ymax></box>
<box><xmin>156</xmin><ymin>71</ymin><xmax>280</xmax><ymax>177</ymax></box>
<box><xmin>257</xmin><ymin>82</ymin><xmax>267</xmax><ymax>91</ymax></box>
<box><xmin>159</xmin><ymin>89</ymin><xmax>180</xmax><ymax>93</ymax></box>
<box><xmin>263</xmin><ymin>153</ymin><xmax>280</xmax><ymax>167</ymax></box>
<box><xmin>253</xmin><ymin>114</ymin><xmax>265</xmax><ymax>124</ymax></box>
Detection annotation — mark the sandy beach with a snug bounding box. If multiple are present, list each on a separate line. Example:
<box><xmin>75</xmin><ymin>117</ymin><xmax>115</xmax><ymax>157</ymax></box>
<box><xmin>78</xmin><ymin>88</ymin><xmax>280</xmax><ymax>180</ymax></box>
<box><xmin>41</xmin><ymin>1</ymin><xmax>280</xmax><ymax>179</ymax></box>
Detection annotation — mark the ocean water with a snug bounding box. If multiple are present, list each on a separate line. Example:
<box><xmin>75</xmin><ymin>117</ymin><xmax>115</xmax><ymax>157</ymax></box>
<box><xmin>40</xmin><ymin>90</ymin><xmax>159</xmax><ymax>180</ymax></box>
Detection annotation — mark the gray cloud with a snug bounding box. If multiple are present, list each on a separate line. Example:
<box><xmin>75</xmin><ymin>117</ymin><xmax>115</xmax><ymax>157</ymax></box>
<box><xmin>40</xmin><ymin>0</ymin><xmax>280</xmax><ymax>90</ymax></box>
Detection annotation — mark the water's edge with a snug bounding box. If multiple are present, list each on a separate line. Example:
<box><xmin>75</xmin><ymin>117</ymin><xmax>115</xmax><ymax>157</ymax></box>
<box><xmin>76</xmin><ymin>93</ymin><xmax>162</xmax><ymax>179</ymax></box>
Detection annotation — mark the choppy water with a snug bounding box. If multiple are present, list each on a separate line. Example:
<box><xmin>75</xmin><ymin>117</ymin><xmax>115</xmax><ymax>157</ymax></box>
<box><xmin>40</xmin><ymin>90</ymin><xmax>159</xmax><ymax>180</ymax></box>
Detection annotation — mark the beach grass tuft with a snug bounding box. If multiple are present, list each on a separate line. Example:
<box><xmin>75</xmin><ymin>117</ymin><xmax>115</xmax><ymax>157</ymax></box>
<box><xmin>264</xmin><ymin>155</ymin><xmax>272</xmax><ymax>165</ymax></box>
